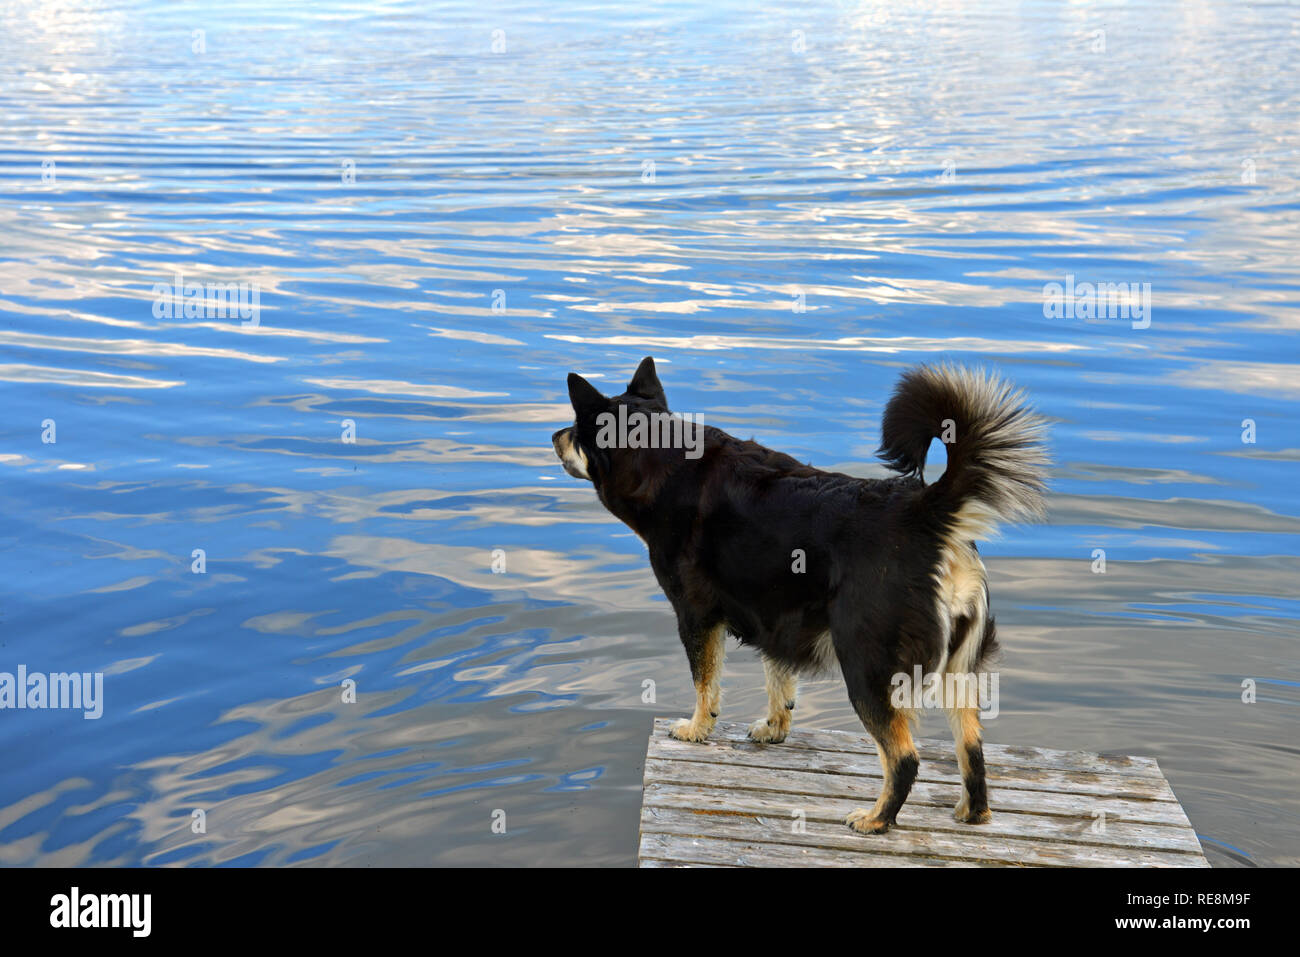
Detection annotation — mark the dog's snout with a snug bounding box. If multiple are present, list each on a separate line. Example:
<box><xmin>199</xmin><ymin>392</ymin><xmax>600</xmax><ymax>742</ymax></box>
<box><xmin>551</xmin><ymin>426</ymin><xmax>591</xmax><ymax>480</ymax></box>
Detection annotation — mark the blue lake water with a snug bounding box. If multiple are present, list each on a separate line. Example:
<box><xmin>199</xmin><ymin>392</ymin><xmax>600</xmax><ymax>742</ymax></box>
<box><xmin>1</xmin><ymin>0</ymin><xmax>1297</xmax><ymax>866</ymax></box>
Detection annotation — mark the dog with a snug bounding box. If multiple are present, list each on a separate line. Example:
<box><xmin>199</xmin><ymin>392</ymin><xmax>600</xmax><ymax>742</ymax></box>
<box><xmin>552</xmin><ymin>357</ymin><xmax>1047</xmax><ymax>834</ymax></box>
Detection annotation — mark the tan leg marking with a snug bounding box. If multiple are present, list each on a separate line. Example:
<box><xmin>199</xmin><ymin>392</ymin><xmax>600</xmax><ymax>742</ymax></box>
<box><xmin>748</xmin><ymin>656</ymin><xmax>797</xmax><ymax>743</ymax></box>
<box><xmin>668</xmin><ymin>625</ymin><xmax>726</xmax><ymax>743</ymax></box>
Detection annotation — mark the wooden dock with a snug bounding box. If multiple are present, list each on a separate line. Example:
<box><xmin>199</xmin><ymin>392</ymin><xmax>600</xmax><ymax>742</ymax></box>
<box><xmin>639</xmin><ymin>718</ymin><xmax>1209</xmax><ymax>867</ymax></box>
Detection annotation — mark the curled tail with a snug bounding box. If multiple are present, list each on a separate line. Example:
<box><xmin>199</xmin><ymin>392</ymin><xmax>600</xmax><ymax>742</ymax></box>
<box><xmin>877</xmin><ymin>364</ymin><xmax>1049</xmax><ymax>540</ymax></box>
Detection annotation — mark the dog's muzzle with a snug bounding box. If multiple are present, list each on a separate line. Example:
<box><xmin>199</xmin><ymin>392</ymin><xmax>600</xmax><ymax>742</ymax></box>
<box><xmin>552</xmin><ymin>428</ymin><xmax>591</xmax><ymax>480</ymax></box>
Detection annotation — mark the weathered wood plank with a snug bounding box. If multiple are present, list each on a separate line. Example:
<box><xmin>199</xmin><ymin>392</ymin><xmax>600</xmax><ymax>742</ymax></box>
<box><xmin>643</xmin><ymin>782</ymin><xmax>1206</xmax><ymax>855</ymax></box>
<box><xmin>647</xmin><ymin>734</ymin><xmax>1178</xmax><ymax>801</ymax></box>
<box><xmin>638</xmin><ymin>856</ymin><xmax>736</xmax><ymax>868</ymax></box>
<box><xmin>638</xmin><ymin>831</ymin><xmax>987</xmax><ymax>868</ymax></box>
<box><xmin>639</xmin><ymin>718</ymin><xmax>1208</xmax><ymax>867</ymax></box>
<box><xmin>640</xmin><ymin>805</ymin><xmax>1207</xmax><ymax>868</ymax></box>
<box><xmin>642</xmin><ymin>757</ymin><xmax>1194</xmax><ymax>827</ymax></box>
<box><xmin>656</xmin><ymin>718</ymin><xmax>1164</xmax><ymax>777</ymax></box>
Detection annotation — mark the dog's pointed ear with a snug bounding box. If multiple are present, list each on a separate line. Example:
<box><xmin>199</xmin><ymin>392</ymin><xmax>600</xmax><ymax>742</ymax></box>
<box><xmin>567</xmin><ymin>373</ymin><xmax>607</xmax><ymax>415</ymax></box>
<box><xmin>627</xmin><ymin>356</ymin><xmax>665</xmax><ymax>403</ymax></box>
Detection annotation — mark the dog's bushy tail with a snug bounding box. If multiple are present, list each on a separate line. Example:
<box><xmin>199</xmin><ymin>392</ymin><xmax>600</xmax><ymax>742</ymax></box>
<box><xmin>877</xmin><ymin>364</ymin><xmax>1049</xmax><ymax>539</ymax></box>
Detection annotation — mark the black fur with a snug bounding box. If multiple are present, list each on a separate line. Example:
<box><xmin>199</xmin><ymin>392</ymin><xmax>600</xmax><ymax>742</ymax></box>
<box><xmin>553</xmin><ymin>356</ymin><xmax>1047</xmax><ymax>832</ymax></box>
<box><xmin>963</xmin><ymin>743</ymin><xmax>990</xmax><ymax>818</ymax></box>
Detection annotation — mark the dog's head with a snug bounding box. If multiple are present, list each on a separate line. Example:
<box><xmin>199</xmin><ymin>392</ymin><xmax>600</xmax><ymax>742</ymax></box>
<box><xmin>551</xmin><ymin>356</ymin><xmax>669</xmax><ymax>485</ymax></box>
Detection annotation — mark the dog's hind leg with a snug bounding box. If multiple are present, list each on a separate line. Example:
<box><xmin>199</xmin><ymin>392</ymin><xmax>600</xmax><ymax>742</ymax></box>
<box><xmin>831</xmin><ymin>609</ymin><xmax>921</xmax><ymax>834</ymax></box>
<box><xmin>668</xmin><ymin>622</ymin><xmax>726</xmax><ymax>743</ymax></box>
<box><xmin>747</xmin><ymin>655</ymin><xmax>797</xmax><ymax>743</ymax></box>
<box><xmin>944</xmin><ymin>611</ymin><xmax>995</xmax><ymax>824</ymax></box>
<box><xmin>947</xmin><ymin>705</ymin><xmax>991</xmax><ymax>823</ymax></box>
<box><xmin>845</xmin><ymin>706</ymin><xmax>920</xmax><ymax>835</ymax></box>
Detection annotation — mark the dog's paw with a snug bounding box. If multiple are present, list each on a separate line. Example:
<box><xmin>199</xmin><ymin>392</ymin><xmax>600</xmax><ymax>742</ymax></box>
<box><xmin>668</xmin><ymin>717</ymin><xmax>713</xmax><ymax>743</ymax></box>
<box><xmin>846</xmin><ymin>807</ymin><xmax>893</xmax><ymax>835</ymax></box>
<box><xmin>747</xmin><ymin>717</ymin><xmax>788</xmax><ymax>744</ymax></box>
<box><xmin>953</xmin><ymin>801</ymin><xmax>991</xmax><ymax>825</ymax></box>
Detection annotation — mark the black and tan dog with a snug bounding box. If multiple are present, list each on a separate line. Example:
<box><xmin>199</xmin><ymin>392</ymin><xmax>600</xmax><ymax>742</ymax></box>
<box><xmin>552</xmin><ymin>357</ymin><xmax>1047</xmax><ymax>834</ymax></box>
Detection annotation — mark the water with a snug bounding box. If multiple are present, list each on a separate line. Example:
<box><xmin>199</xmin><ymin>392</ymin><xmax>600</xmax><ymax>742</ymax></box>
<box><xmin>1</xmin><ymin>0</ymin><xmax>1297</xmax><ymax>867</ymax></box>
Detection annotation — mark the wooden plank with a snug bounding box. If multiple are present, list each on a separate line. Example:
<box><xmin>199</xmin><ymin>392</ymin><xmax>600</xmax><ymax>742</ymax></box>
<box><xmin>642</xmin><ymin>757</ymin><xmax>1194</xmax><ymax>827</ymax></box>
<box><xmin>640</xmin><ymin>805</ymin><xmax>1207</xmax><ymax>868</ymax></box>
<box><xmin>647</xmin><ymin>733</ymin><xmax>1178</xmax><ymax>802</ymax></box>
<box><xmin>643</xmin><ymin>782</ymin><xmax>1206</xmax><ymax>855</ymax></box>
<box><xmin>661</xmin><ymin>718</ymin><xmax>1165</xmax><ymax>777</ymax></box>
<box><xmin>639</xmin><ymin>718</ymin><xmax>1208</xmax><ymax>868</ymax></box>
<box><xmin>638</xmin><ymin>856</ymin><xmax>736</xmax><ymax>868</ymax></box>
<box><xmin>654</xmin><ymin>717</ymin><xmax>1167</xmax><ymax>780</ymax></box>
<box><xmin>638</xmin><ymin>831</ymin><xmax>987</xmax><ymax>868</ymax></box>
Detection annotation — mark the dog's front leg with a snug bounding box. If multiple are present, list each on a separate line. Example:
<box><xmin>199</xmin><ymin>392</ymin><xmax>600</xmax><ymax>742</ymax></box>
<box><xmin>748</xmin><ymin>655</ymin><xmax>796</xmax><ymax>743</ymax></box>
<box><xmin>668</xmin><ymin>623</ymin><xmax>726</xmax><ymax>743</ymax></box>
